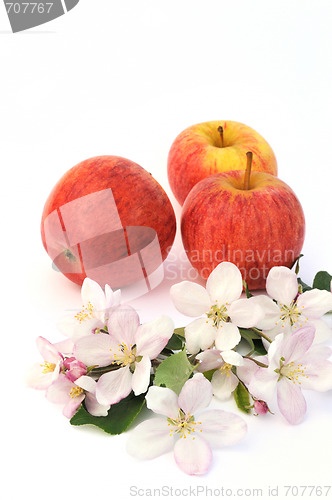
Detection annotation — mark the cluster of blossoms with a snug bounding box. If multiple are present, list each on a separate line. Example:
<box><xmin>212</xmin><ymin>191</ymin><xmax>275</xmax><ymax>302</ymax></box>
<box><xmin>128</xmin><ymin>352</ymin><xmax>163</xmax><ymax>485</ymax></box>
<box><xmin>27</xmin><ymin>263</ymin><xmax>332</xmax><ymax>475</ymax></box>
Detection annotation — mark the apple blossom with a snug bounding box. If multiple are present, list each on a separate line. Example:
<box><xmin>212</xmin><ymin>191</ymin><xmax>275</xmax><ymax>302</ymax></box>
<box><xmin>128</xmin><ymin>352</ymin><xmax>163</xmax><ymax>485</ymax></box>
<box><xmin>251</xmin><ymin>266</ymin><xmax>332</xmax><ymax>343</ymax></box>
<box><xmin>249</xmin><ymin>325</ymin><xmax>332</xmax><ymax>424</ymax></box>
<box><xmin>74</xmin><ymin>305</ymin><xmax>174</xmax><ymax>405</ymax></box>
<box><xmin>57</xmin><ymin>277</ymin><xmax>121</xmax><ymax>342</ymax></box>
<box><xmin>196</xmin><ymin>349</ymin><xmax>243</xmax><ymax>400</ymax></box>
<box><xmin>126</xmin><ymin>373</ymin><xmax>247</xmax><ymax>475</ymax></box>
<box><xmin>25</xmin><ymin>337</ymin><xmax>64</xmax><ymax>390</ymax></box>
<box><xmin>46</xmin><ymin>374</ymin><xmax>110</xmax><ymax>418</ymax></box>
<box><xmin>170</xmin><ymin>262</ymin><xmax>264</xmax><ymax>354</ymax></box>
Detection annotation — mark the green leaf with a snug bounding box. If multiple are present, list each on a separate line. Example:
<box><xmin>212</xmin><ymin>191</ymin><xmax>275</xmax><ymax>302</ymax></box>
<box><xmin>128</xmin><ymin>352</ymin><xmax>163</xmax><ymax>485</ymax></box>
<box><xmin>70</xmin><ymin>392</ymin><xmax>146</xmax><ymax>434</ymax></box>
<box><xmin>292</xmin><ymin>254</ymin><xmax>304</xmax><ymax>274</ymax></box>
<box><xmin>239</xmin><ymin>327</ymin><xmax>261</xmax><ymax>352</ymax></box>
<box><xmin>154</xmin><ymin>349</ymin><xmax>195</xmax><ymax>394</ymax></box>
<box><xmin>297</xmin><ymin>277</ymin><xmax>312</xmax><ymax>293</ymax></box>
<box><xmin>312</xmin><ymin>271</ymin><xmax>332</xmax><ymax>291</ymax></box>
<box><xmin>239</xmin><ymin>327</ymin><xmax>261</xmax><ymax>340</ymax></box>
<box><xmin>242</xmin><ymin>280</ymin><xmax>253</xmax><ymax>298</ymax></box>
<box><xmin>203</xmin><ymin>369</ymin><xmax>217</xmax><ymax>382</ymax></box>
<box><xmin>252</xmin><ymin>339</ymin><xmax>267</xmax><ymax>356</ymax></box>
<box><xmin>165</xmin><ymin>333</ymin><xmax>185</xmax><ymax>351</ymax></box>
<box><xmin>173</xmin><ymin>327</ymin><xmax>185</xmax><ymax>337</ymax></box>
<box><xmin>234</xmin><ymin>381</ymin><xmax>251</xmax><ymax>414</ymax></box>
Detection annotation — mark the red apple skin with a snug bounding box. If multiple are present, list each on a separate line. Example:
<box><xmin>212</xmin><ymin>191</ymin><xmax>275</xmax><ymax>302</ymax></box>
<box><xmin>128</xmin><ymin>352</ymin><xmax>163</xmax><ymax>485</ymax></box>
<box><xmin>168</xmin><ymin>120</ymin><xmax>278</xmax><ymax>205</ymax></box>
<box><xmin>181</xmin><ymin>170</ymin><xmax>305</xmax><ymax>290</ymax></box>
<box><xmin>41</xmin><ymin>156</ymin><xmax>176</xmax><ymax>288</ymax></box>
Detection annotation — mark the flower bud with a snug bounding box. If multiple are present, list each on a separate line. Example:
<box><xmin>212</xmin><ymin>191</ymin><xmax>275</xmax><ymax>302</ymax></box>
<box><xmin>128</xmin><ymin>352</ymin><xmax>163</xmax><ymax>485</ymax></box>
<box><xmin>64</xmin><ymin>357</ymin><xmax>87</xmax><ymax>382</ymax></box>
<box><xmin>254</xmin><ymin>400</ymin><xmax>270</xmax><ymax>415</ymax></box>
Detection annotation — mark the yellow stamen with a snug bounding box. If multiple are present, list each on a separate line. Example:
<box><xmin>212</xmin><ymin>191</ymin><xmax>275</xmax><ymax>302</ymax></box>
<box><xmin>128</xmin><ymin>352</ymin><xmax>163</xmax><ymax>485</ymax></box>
<box><xmin>219</xmin><ymin>363</ymin><xmax>232</xmax><ymax>377</ymax></box>
<box><xmin>167</xmin><ymin>409</ymin><xmax>201</xmax><ymax>441</ymax></box>
<box><xmin>206</xmin><ymin>303</ymin><xmax>229</xmax><ymax>328</ymax></box>
<box><xmin>70</xmin><ymin>386</ymin><xmax>84</xmax><ymax>398</ymax></box>
<box><xmin>75</xmin><ymin>301</ymin><xmax>94</xmax><ymax>323</ymax></box>
<box><xmin>40</xmin><ymin>362</ymin><xmax>56</xmax><ymax>374</ymax></box>
<box><xmin>280</xmin><ymin>302</ymin><xmax>303</xmax><ymax>326</ymax></box>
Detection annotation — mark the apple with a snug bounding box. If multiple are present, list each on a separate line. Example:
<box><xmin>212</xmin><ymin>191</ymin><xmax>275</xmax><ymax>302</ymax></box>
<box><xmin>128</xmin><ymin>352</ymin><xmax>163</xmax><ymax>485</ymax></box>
<box><xmin>167</xmin><ymin>120</ymin><xmax>278</xmax><ymax>205</ymax></box>
<box><xmin>41</xmin><ymin>155</ymin><xmax>176</xmax><ymax>289</ymax></box>
<box><xmin>180</xmin><ymin>154</ymin><xmax>305</xmax><ymax>290</ymax></box>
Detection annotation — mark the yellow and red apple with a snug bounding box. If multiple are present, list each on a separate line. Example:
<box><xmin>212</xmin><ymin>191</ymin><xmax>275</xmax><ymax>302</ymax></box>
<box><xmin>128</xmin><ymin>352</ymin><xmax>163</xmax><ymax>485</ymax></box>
<box><xmin>181</xmin><ymin>164</ymin><xmax>305</xmax><ymax>290</ymax></box>
<box><xmin>168</xmin><ymin>120</ymin><xmax>278</xmax><ymax>205</ymax></box>
<box><xmin>41</xmin><ymin>155</ymin><xmax>176</xmax><ymax>289</ymax></box>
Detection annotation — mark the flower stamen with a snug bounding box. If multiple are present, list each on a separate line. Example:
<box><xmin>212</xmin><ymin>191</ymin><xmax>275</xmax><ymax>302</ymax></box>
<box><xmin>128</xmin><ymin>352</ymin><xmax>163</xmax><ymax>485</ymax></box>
<box><xmin>167</xmin><ymin>409</ymin><xmax>201</xmax><ymax>440</ymax></box>
<box><xmin>40</xmin><ymin>362</ymin><xmax>56</xmax><ymax>374</ymax></box>
<box><xmin>206</xmin><ymin>303</ymin><xmax>229</xmax><ymax>328</ymax></box>
<box><xmin>75</xmin><ymin>301</ymin><xmax>94</xmax><ymax>323</ymax></box>
<box><xmin>280</xmin><ymin>302</ymin><xmax>302</xmax><ymax>326</ymax></box>
<box><xmin>69</xmin><ymin>386</ymin><xmax>84</xmax><ymax>398</ymax></box>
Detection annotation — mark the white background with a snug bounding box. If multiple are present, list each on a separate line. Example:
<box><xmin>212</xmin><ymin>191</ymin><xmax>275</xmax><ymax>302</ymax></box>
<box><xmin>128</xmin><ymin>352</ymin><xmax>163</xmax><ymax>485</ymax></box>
<box><xmin>1</xmin><ymin>1</ymin><xmax>332</xmax><ymax>499</ymax></box>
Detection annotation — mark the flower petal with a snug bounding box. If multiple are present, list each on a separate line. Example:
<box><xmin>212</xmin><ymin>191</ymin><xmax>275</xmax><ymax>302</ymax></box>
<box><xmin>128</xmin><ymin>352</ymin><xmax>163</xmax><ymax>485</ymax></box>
<box><xmin>146</xmin><ymin>386</ymin><xmax>179</xmax><ymax>419</ymax></box>
<box><xmin>105</xmin><ymin>285</ymin><xmax>121</xmax><ymax>309</ymax></box>
<box><xmin>135</xmin><ymin>316</ymin><xmax>174</xmax><ymax>359</ymax></box>
<box><xmin>280</xmin><ymin>326</ymin><xmax>315</xmax><ymax>364</ymax></box>
<box><xmin>221</xmin><ymin>350</ymin><xmax>243</xmax><ymax>366</ymax></box>
<box><xmin>96</xmin><ymin>366</ymin><xmax>132</xmax><ymax>405</ymax></box>
<box><xmin>81</xmin><ymin>278</ymin><xmax>106</xmax><ymax>316</ymax></box>
<box><xmin>126</xmin><ymin>418</ymin><xmax>173</xmax><ymax>460</ymax></box>
<box><xmin>84</xmin><ymin>393</ymin><xmax>110</xmax><ymax>417</ymax></box>
<box><xmin>75</xmin><ymin>375</ymin><xmax>97</xmax><ymax>393</ymax></box>
<box><xmin>57</xmin><ymin>314</ymin><xmax>102</xmax><ymax>341</ymax></box>
<box><xmin>249</xmin><ymin>368</ymin><xmax>277</xmax><ymax>402</ymax></box>
<box><xmin>236</xmin><ymin>358</ymin><xmax>260</xmax><ymax>386</ymax></box>
<box><xmin>53</xmin><ymin>339</ymin><xmax>75</xmax><ymax>355</ymax></box>
<box><xmin>36</xmin><ymin>337</ymin><xmax>62</xmax><ymax>364</ymax></box>
<box><xmin>214</xmin><ymin>322</ymin><xmax>241</xmax><ymax>351</ymax></box>
<box><xmin>170</xmin><ymin>281</ymin><xmax>211</xmax><ymax>317</ymax></box>
<box><xmin>74</xmin><ymin>333</ymin><xmax>113</xmax><ymax>367</ymax></box>
<box><xmin>63</xmin><ymin>394</ymin><xmax>85</xmax><ymax>419</ymax></box>
<box><xmin>45</xmin><ymin>374</ymin><xmax>73</xmax><ymax>404</ymax></box>
<box><xmin>25</xmin><ymin>363</ymin><xmax>59</xmax><ymax>390</ymax></box>
<box><xmin>298</xmin><ymin>319</ymin><xmax>332</xmax><ymax>344</ymax></box>
<box><xmin>196</xmin><ymin>349</ymin><xmax>223</xmax><ymax>372</ymax></box>
<box><xmin>297</xmin><ymin>289</ymin><xmax>332</xmax><ymax>318</ymax></box>
<box><xmin>198</xmin><ymin>409</ymin><xmax>247</xmax><ymax>447</ymax></box>
<box><xmin>297</xmin><ymin>357</ymin><xmax>332</xmax><ymax>392</ymax></box>
<box><xmin>211</xmin><ymin>370</ymin><xmax>239</xmax><ymax>400</ymax></box>
<box><xmin>206</xmin><ymin>262</ymin><xmax>243</xmax><ymax>305</ymax></box>
<box><xmin>178</xmin><ymin>373</ymin><xmax>213</xmax><ymax>415</ymax></box>
<box><xmin>266</xmin><ymin>266</ymin><xmax>298</xmax><ymax>304</ymax></box>
<box><xmin>185</xmin><ymin>317</ymin><xmax>216</xmax><ymax>355</ymax></box>
<box><xmin>131</xmin><ymin>357</ymin><xmax>151</xmax><ymax>396</ymax></box>
<box><xmin>277</xmin><ymin>378</ymin><xmax>307</xmax><ymax>425</ymax></box>
<box><xmin>228</xmin><ymin>298</ymin><xmax>264</xmax><ymax>328</ymax></box>
<box><xmin>249</xmin><ymin>295</ymin><xmax>281</xmax><ymax>331</ymax></box>
<box><xmin>174</xmin><ymin>435</ymin><xmax>212</xmax><ymax>476</ymax></box>
<box><xmin>107</xmin><ymin>305</ymin><xmax>140</xmax><ymax>347</ymax></box>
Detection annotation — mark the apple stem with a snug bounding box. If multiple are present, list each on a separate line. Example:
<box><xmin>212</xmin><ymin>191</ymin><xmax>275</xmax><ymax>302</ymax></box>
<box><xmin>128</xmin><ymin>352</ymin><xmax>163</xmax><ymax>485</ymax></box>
<box><xmin>244</xmin><ymin>151</ymin><xmax>253</xmax><ymax>190</ymax></box>
<box><xmin>217</xmin><ymin>126</ymin><xmax>224</xmax><ymax>148</ymax></box>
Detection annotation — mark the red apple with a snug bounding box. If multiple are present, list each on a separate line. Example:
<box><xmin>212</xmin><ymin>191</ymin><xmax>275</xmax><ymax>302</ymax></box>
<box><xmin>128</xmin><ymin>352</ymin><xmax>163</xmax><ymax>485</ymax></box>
<box><xmin>167</xmin><ymin>120</ymin><xmax>278</xmax><ymax>205</ymax></box>
<box><xmin>41</xmin><ymin>155</ymin><xmax>176</xmax><ymax>289</ymax></box>
<box><xmin>180</xmin><ymin>162</ymin><xmax>305</xmax><ymax>290</ymax></box>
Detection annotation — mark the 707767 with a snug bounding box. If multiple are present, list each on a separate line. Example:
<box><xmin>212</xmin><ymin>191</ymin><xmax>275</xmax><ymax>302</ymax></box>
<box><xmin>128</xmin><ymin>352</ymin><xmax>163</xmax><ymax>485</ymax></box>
<box><xmin>5</xmin><ymin>3</ymin><xmax>53</xmax><ymax>14</ymax></box>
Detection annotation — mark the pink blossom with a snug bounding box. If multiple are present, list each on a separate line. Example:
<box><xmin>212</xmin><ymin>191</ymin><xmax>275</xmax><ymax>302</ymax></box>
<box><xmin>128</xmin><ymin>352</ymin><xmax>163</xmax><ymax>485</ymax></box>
<box><xmin>74</xmin><ymin>305</ymin><xmax>174</xmax><ymax>406</ymax></box>
<box><xmin>46</xmin><ymin>374</ymin><xmax>109</xmax><ymax>418</ymax></box>
<box><xmin>127</xmin><ymin>374</ymin><xmax>247</xmax><ymax>476</ymax></box>
<box><xmin>249</xmin><ymin>326</ymin><xmax>332</xmax><ymax>424</ymax></box>
<box><xmin>25</xmin><ymin>337</ymin><xmax>64</xmax><ymax>390</ymax></box>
